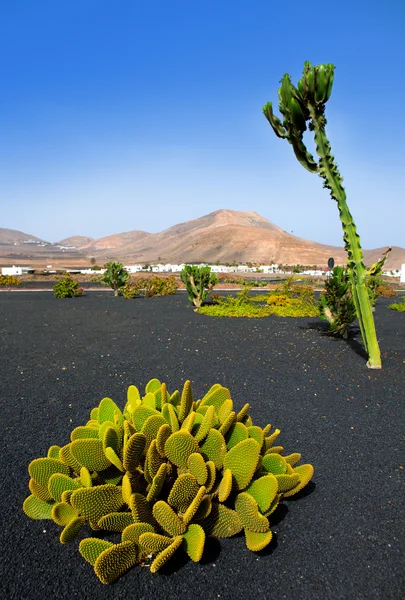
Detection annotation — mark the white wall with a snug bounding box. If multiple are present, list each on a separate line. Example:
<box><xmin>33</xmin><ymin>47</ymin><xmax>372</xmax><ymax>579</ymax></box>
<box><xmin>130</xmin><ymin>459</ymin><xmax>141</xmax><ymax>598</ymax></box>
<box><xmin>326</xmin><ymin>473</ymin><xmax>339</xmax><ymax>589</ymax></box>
<box><xmin>2</xmin><ymin>266</ymin><xmax>22</xmax><ymax>276</ymax></box>
<box><xmin>400</xmin><ymin>264</ymin><xmax>405</xmax><ymax>283</ymax></box>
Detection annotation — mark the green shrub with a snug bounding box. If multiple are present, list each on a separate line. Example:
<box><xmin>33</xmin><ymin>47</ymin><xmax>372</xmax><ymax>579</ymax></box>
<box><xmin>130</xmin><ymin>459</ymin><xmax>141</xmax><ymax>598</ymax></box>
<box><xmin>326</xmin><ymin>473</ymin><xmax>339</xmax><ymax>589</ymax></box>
<box><xmin>103</xmin><ymin>262</ymin><xmax>129</xmax><ymax>296</ymax></box>
<box><xmin>53</xmin><ymin>275</ymin><xmax>84</xmax><ymax>298</ymax></box>
<box><xmin>375</xmin><ymin>284</ymin><xmax>397</xmax><ymax>299</ymax></box>
<box><xmin>0</xmin><ymin>275</ymin><xmax>21</xmax><ymax>286</ymax></box>
<box><xmin>23</xmin><ymin>378</ymin><xmax>313</xmax><ymax>584</ymax></box>
<box><xmin>122</xmin><ymin>276</ymin><xmax>178</xmax><ymax>299</ymax></box>
<box><xmin>387</xmin><ymin>298</ymin><xmax>405</xmax><ymax>312</ymax></box>
<box><xmin>319</xmin><ymin>266</ymin><xmax>356</xmax><ymax>338</ymax></box>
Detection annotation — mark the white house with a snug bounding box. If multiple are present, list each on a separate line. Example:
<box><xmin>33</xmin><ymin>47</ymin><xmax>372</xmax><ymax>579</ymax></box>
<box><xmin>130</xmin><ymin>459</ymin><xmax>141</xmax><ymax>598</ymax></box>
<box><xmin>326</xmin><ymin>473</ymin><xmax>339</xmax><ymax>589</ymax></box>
<box><xmin>400</xmin><ymin>264</ymin><xmax>405</xmax><ymax>283</ymax></box>
<box><xmin>124</xmin><ymin>265</ymin><xmax>143</xmax><ymax>273</ymax></box>
<box><xmin>2</xmin><ymin>266</ymin><xmax>23</xmax><ymax>276</ymax></box>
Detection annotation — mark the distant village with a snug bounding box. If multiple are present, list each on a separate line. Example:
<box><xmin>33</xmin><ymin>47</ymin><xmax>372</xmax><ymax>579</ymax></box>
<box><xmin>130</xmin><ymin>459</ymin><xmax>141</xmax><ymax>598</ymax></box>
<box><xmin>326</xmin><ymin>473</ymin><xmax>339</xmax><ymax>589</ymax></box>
<box><xmin>2</xmin><ymin>262</ymin><xmax>404</xmax><ymax>281</ymax></box>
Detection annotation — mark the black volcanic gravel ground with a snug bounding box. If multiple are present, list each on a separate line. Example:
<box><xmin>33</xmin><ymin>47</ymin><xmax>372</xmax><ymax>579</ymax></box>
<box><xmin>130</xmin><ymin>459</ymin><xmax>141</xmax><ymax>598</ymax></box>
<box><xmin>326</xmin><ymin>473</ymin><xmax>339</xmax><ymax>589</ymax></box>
<box><xmin>1</xmin><ymin>292</ymin><xmax>404</xmax><ymax>600</ymax></box>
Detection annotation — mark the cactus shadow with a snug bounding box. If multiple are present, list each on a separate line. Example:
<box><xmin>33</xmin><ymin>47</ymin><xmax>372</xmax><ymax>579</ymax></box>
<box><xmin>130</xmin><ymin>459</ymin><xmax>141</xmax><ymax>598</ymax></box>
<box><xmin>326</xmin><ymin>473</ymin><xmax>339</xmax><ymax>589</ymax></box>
<box><xmin>301</xmin><ymin>323</ymin><xmax>368</xmax><ymax>361</ymax></box>
<box><xmin>283</xmin><ymin>481</ymin><xmax>316</xmax><ymax>502</ymax></box>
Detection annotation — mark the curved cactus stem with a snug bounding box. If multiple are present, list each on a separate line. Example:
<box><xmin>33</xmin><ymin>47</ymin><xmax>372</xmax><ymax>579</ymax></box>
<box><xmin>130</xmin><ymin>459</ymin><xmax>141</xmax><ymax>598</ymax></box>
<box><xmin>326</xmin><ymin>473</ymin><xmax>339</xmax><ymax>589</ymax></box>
<box><xmin>307</xmin><ymin>104</ymin><xmax>381</xmax><ymax>368</ymax></box>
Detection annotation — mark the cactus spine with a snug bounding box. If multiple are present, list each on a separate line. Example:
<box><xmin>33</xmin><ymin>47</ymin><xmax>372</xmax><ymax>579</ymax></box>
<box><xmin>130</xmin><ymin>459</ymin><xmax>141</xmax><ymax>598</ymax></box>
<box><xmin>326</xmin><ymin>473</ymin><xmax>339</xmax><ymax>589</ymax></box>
<box><xmin>263</xmin><ymin>61</ymin><xmax>382</xmax><ymax>368</ymax></box>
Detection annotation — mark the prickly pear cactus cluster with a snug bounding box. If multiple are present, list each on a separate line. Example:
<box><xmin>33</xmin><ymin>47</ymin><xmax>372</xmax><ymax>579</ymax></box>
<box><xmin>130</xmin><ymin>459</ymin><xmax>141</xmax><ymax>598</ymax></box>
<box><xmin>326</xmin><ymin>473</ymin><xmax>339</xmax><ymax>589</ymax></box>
<box><xmin>23</xmin><ymin>379</ymin><xmax>314</xmax><ymax>584</ymax></box>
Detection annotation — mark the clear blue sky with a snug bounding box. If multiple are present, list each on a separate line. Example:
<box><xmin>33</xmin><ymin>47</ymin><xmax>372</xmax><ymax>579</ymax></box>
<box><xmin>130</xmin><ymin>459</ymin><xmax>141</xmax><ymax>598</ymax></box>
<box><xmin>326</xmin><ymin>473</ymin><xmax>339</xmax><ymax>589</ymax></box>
<box><xmin>1</xmin><ymin>0</ymin><xmax>404</xmax><ymax>249</ymax></box>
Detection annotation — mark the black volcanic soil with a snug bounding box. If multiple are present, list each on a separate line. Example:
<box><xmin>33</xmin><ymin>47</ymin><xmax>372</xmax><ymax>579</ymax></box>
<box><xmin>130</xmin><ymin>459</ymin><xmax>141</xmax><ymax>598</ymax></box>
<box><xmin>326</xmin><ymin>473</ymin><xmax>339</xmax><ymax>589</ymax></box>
<box><xmin>1</xmin><ymin>292</ymin><xmax>404</xmax><ymax>600</ymax></box>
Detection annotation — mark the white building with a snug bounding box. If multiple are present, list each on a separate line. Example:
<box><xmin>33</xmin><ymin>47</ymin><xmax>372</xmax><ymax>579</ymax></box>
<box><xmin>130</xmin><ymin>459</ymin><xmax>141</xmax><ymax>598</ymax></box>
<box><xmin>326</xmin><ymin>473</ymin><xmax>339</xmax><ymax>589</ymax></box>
<box><xmin>400</xmin><ymin>264</ymin><xmax>405</xmax><ymax>283</ymax></box>
<box><xmin>2</xmin><ymin>266</ymin><xmax>23</xmax><ymax>276</ymax></box>
<box><xmin>124</xmin><ymin>265</ymin><xmax>143</xmax><ymax>273</ymax></box>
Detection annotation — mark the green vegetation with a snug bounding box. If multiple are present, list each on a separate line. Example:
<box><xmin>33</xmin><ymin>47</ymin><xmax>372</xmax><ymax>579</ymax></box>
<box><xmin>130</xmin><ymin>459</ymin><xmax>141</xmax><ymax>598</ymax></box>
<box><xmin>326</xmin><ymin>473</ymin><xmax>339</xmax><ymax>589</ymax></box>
<box><xmin>0</xmin><ymin>275</ymin><xmax>21</xmax><ymax>286</ymax></box>
<box><xmin>387</xmin><ymin>298</ymin><xmax>405</xmax><ymax>312</ymax></box>
<box><xmin>53</xmin><ymin>274</ymin><xmax>84</xmax><ymax>299</ymax></box>
<box><xmin>122</xmin><ymin>276</ymin><xmax>178</xmax><ymax>298</ymax></box>
<box><xmin>23</xmin><ymin>379</ymin><xmax>313</xmax><ymax>584</ymax></box>
<box><xmin>263</xmin><ymin>61</ymin><xmax>381</xmax><ymax>368</ymax></box>
<box><xmin>103</xmin><ymin>262</ymin><xmax>129</xmax><ymax>296</ymax></box>
<box><xmin>181</xmin><ymin>266</ymin><xmax>219</xmax><ymax>307</ymax></box>
<box><xmin>319</xmin><ymin>266</ymin><xmax>356</xmax><ymax>338</ymax></box>
<box><xmin>198</xmin><ymin>285</ymin><xmax>318</xmax><ymax>318</ymax></box>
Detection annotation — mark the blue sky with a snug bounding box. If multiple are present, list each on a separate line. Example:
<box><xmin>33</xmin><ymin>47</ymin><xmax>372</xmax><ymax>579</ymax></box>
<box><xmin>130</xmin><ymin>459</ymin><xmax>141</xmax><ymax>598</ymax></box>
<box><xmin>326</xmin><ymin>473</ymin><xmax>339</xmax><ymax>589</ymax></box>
<box><xmin>1</xmin><ymin>0</ymin><xmax>404</xmax><ymax>249</ymax></box>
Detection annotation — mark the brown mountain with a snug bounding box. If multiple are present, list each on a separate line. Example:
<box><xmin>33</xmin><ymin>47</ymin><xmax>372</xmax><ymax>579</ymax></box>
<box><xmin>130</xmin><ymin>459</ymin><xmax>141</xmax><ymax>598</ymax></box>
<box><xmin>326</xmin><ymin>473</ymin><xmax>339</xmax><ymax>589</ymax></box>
<box><xmin>57</xmin><ymin>236</ymin><xmax>94</xmax><ymax>247</ymax></box>
<box><xmin>0</xmin><ymin>210</ymin><xmax>403</xmax><ymax>269</ymax></box>
<box><xmin>0</xmin><ymin>228</ymin><xmax>48</xmax><ymax>244</ymax></box>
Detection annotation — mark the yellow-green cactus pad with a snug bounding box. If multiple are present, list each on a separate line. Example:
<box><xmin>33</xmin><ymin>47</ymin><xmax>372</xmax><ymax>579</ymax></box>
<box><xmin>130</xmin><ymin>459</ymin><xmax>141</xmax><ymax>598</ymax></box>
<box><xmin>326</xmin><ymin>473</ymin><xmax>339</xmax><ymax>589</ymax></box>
<box><xmin>153</xmin><ymin>382</ymin><xmax>168</xmax><ymax>410</ymax></box>
<box><xmin>121</xmin><ymin>473</ymin><xmax>133</xmax><ymax>505</ymax></box>
<box><xmin>194</xmin><ymin>405</ymin><xmax>215</xmax><ymax>443</ymax></box>
<box><xmin>161</xmin><ymin>403</ymin><xmax>179</xmax><ymax>433</ymax></box>
<box><xmin>99</xmin><ymin>464</ymin><xmax>124</xmax><ymax>486</ymax></box>
<box><xmin>265</xmin><ymin>429</ymin><xmax>281</xmax><ymax>449</ymax></box>
<box><xmin>71</xmin><ymin>484</ymin><xmax>124</xmax><ymax>522</ymax></box>
<box><xmin>146</xmin><ymin>463</ymin><xmax>168</xmax><ymax>502</ymax></box>
<box><xmin>245</xmin><ymin>474</ymin><xmax>278</xmax><ymax>513</ymax></box>
<box><xmin>51</xmin><ymin>501</ymin><xmax>79</xmax><ymax>525</ymax></box>
<box><xmin>199</xmin><ymin>429</ymin><xmax>227</xmax><ymax>469</ymax></box>
<box><xmin>150</xmin><ymin>536</ymin><xmax>183</xmax><ymax>573</ymax></box>
<box><xmin>247</xmin><ymin>426</ymin><xmax>264</xmax><ymax>447</ymax></box>
<box><xmin>126</xmin><ymin>384</ymin><xmax>141</xmax><ymax>411</ymax></box>
<box><xmin>122</xmin><ymin>522</ymin><xmax>154</xmax><ymax>544</ymax></box>
<box><xmin>187</xmin><ymin>453</ymin><xmax>207</xmax><ymax>485</ymax></box>
<box><xmin>61</xmin><ymin>489</ymin><xmax>74</xmax><ymax>504</ymax></box>
<box><xmin>218</xmin><ymin>398</ymin><xmax>233</xmax><ymax>424</ymax></box>
<box><xmin>218</xmin><ymin>411</ymin><xmax>236</xmax><ymax>437</ymax></box>
<box><xmin>80</xmin><ymin>466</ymin><xmax>93</xmax><ymax>488</ymax></box>
<box><xmin>123</xmin><ymin>432</ymin><xmax>146</xmax><ymax>473</ymax></box>
<box><xmin>98</xmin><ymin>512</ymin><xmax>134</xmax><ymax>532</ymax></box>
<box><xmin>129</xmin><ymin>492</ymin><xmax>154</xmax><ymax>525</ymax></box>
<box><xmin>98</xmin><ymin>397</ymin><xmax>123</xmax><ymax>427</ymax></box>
<box><xmin>263</xmin><ymin>493</ymin><xmax>282</xmax><ymax>517</ymax></box>
<box><xmin>90</xmin><ymin>407</ymin><xmax>99</xmax><ymax>420</ymax></box>
<box><xmin>142</xmin><ymin>392</ymin><xmax>156</xmax><ymax>409</ymax></box>
<box><xmin>236</xmin><ymin>403</ymin><xmax>250</xmax><ymax>422</ymax></box>
<box><xmin>86</xmin><ymin>419</ymin><xmax>100</xmax><ymax>429</ymax></box>
<box><xmin>132</xmin><ymin>405</ymin><xmax>160</xmax><ymax>432</ymax></box>
<box><xmin>200</xmin><ymin>385</ymin><xmax>231</xmax><ymax>412</ymax></box>
<box><xmin>223</xmin><ymin>438</ymin><xmax>261</xmax><ymax>491</ymax></box>
<box><xmin>59</xmin><ymin>444</ymin><xmax>82</xmax><ymax>473</ymax></box>
<box><xmin>284</xmin><ymin>452</ymin><xmax>302</xmax><ymax>466</ymax></box>
<box><xmin>156</xmin><ymin>424</ymin><xmax>172</xmax><ymax>457</ymax></box>
<box><xmin>71</xmin><ymin>439</ymin><xmax>111</xmax><ymax>472</ymax></box>
<box><xmin>97</xmin><ymin>420</ymin><xmax>119</xmax><ymax>442</ymax></box>
<box><xmin>94</xmin><ymin>541</ymin><xmax>138</xmax><ymax>584</ymax></box>
<box><xmin>241</xmin><ymin>414</ymin><xmax>253</xmax><ymax>427</ymax></box>
<box><xmin>102</xmin><ymin>426</ymin><xmax>121</xmax><ymax>454</ymax></box>
<box><xmin>164</xmin><ymin>430</ymin><xmax>200</xmax><ymax>468</ymax></box>
<box><xmin>235</xmin><ymin>492</ymin><xmax>270</xmax><ymax>533</ymax></box>
<box><xmin>194</xmin><ymin>495</ymin><xmax>212</xmax><ymax>521</ymax></box>
<box><xmin>47</xmin><ymin>445</ymin><xmax>61</xmax><ymax>459</ymax></box>
<box><xmin>79</xmin><ymin>538</ymin><xmax>114</xmax><ymax>566</ymax></box>
<box><xmin>28</xmin><ymin>458</ymin><xmax>71</xmax><ymax>487</ymax></box>
<box><xmin>282</xmin><ymin>464</ymin><xmax>314</xmax><ymax>498</ymax></box>
<box><xmin>181</xmin><ymin>410</ymin><xmax>196</xmax><ymax>432</ymax></box>
<box><xmin>178</xmin><ymin>380</ymin><xmax>193</xmax><ymax>424</ymax></box>
<box><xmin>71</xmin><ymin>426</ymin><xmax>99</xmax><ymax>441</ymax></box>
<box><xmin>29</xmin><ymin>478</ymin><xmax>53</xmax><ymax>502</ymax></box>
<box><xmin>225</xmin><ymin>422</ymin><xmax>249</xmax><ymax>450</ymax></box>
<box><xmin>145</xmin><ymin>378</ymin><xmax>161</xmax><ymax>394</ymax></box>
<box><xmin>146</xmin><ymin>440</ymin><xmax>165</xmax><ymax>479</ymax></box>
<box><xmin>244</xmin><ymin>528</ymin><xmax>273</xmax><ymax>552</ymax></box>
<box><xmin>48</xmin><ymin>473</ymin><xmax>81</xmax><ymax>502</ymax></box>
<box><xmin>23</xmin><ymin>495</ymin><xmax>54</xmax><ymax>520</ymax></box>
<box><xmin>266</xmin><ymin>446</ymin><xmax>284</xmax><ymax>454</ymax></box>
<box><xmin>182</xmin><ymin>523</ymin><xmax>205</xmax><ymax>562</ymax></box>
<box><xmin>167</xmin><ymin>473</ymin><xmax>200</xmax><ymax>513</ymax></box>
<box><xmin>105</xmin><ymin>447</ymin><xmax>125</xmax><ymax>472</ymax></box>
<box><xmin>262</xmin><ymin>453</ymin><xmax>287</xmax><ymax>475</ymax></box>
<box><xmin>262</xmin><ymin>424</ymin><xmax>272</xmax><ymax>436</ymax></box>
<box><xmin>218</xmin><ymin>468</ymin><xmax>233</xmax><ymax>503</ymax></box>
<box><xmin>182</xmin><ymin>485</ymin><xmax>207</xmax><ymax>526</ymax></box>
<box><xmin>139</xmin><ymin>532</ymin><xmax>173</xmax><ymax>553</ymax></box>
<box><xmin>123</xmin><ymin>420</ymin><xmax>136</xmax><ymax>439</ymax></box>
<box><xmin>169</xmin><ymin>389</ymin><xmax>180</xmax><ymax>406</ymax></box>
<box><xmin>275</xmin><ymin>473</ymin><xmax>300</xmax><ymax>493</ymax></box>
<box><xmin>142</xmin><ymin>414</ymin><xmax>168</xmax><ymax>448</ymax></box>
<box><xmin>204</xmin><ymin>460</ymin><xmax>217</xmax><ymax>493</ymax></box>
<box><xmin>152</xmin><ymin>501</ymin><xmax>187</xmax><ymax>536</ymax></box>
<box><xmin>60</xmin><ymin>516</ymin><xmax>86</xmax><ymax>544</ymax></box>
<box><xmin>203</xmin><ymin>502</ymin><xmax>243</xmax><ymax>538</ymax></box>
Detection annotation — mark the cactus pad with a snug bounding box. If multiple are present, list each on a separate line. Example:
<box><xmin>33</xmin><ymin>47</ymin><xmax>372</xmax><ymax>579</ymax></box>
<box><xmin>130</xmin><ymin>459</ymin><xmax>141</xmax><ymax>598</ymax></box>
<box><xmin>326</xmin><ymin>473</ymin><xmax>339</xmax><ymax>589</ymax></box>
<box><xmin>23</xmin><ymin>379</ymin><xmax>313</xmax><ymax>583</ymax></box>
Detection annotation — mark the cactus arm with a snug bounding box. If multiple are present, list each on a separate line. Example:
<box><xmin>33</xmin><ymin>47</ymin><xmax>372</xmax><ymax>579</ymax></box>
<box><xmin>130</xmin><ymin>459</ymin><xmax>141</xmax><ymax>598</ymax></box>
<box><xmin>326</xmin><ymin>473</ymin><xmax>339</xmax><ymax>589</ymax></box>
<box><xmin>307</xmin><ymin>104</ymin><xmax>380</xmax><ymax>368</ymax></box>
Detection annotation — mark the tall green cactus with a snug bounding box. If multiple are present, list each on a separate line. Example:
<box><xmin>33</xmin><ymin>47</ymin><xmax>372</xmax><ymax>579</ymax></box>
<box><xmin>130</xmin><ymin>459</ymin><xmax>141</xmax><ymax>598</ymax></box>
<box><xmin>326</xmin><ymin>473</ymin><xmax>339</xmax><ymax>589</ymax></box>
<box><xmin>263</xmin><ymin>61</ymin><xmax>382</xmax><ymax>368</ymax></box>
<box><xmin>181</xmin><ymin>265</ymin><xmax>218</xmax><ymax>308</ymax></box>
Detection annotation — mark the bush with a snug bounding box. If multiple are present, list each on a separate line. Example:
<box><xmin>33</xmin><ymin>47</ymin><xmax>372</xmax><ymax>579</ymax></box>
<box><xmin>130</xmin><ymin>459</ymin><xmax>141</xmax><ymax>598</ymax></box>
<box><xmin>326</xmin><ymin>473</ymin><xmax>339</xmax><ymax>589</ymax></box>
<box><xmin>181</xmin><ymin>266</ymin><xmax>218</xmax><ymax>307</ymax></box>
<box><xmin>318</xmin><ymin>266</ymin><xmax>356</xmax><ymax>338</ymax></box>
<box><xmin>387</xmin><ymin>298</ymin><xmax>405</xmax><ymax>312</ymax></box>
<box><xmin>103</xmin><ymin>262</ymin><xmax>129</xmax><ymax>296</ymax></box>
<box><xmin>53</xmin><ymin>275</ymin><xmax>84</xmax><ymax>298</ymax></box>
<box><xmin>0</xmin><ymin>275</ymin><xmax>21</xmax><ymax>286</ymax></box>
<box><xmin>122</xmin><ymin>276</ymin><xmax>178</xmax><ymax>299</ymax></box>
<box><xmin>375</xmin><ymin>284</ymin><xmax>397</xmax><ymax>299</ymax></box>
<box><xmin>23</xmin><ymin>378</ymin><xmax>313</xmax><ymax>584</ymax></box>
